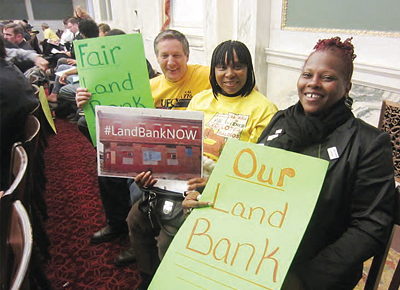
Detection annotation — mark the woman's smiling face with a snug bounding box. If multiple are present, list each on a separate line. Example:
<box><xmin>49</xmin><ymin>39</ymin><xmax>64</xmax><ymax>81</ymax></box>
<box><xmin>297</xmin><ymin>51</ymin><xmax>351</xmax><ymax>116</ymax></box>
<box><xmin>215</xmin><ymin>50</ymin><xmax>248</xmax><ymax>96</ymax></box>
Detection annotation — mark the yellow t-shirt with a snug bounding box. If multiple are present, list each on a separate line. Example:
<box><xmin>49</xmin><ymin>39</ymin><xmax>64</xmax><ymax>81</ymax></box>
<box><xmin>43</xmin><ymin>28</ymin><xmax>60</xmax><ymax>42</ymax></box>
<box><xmin>150</xmin><ymin>64</ymin><xmax>210</xmax><ymax>110</ymax></box>
<box><xmin>188</xmin><ymin>89</ymin><xmax>278</xmax><ymax>161</ymax></box>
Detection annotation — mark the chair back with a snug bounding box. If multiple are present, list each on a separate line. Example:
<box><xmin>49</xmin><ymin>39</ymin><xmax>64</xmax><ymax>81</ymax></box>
<box><xmin>24</xmin><ymin>114</ymin><xmax>41</xmax><ymax>149</ymax></box>
<box><xmin>364</xmin><ymin>186</ymin><xmax>400</xmax><ymax>290</ymax></box>
<box><xmin>8</xmin><ymin>200</ymin><xmax>33</xmax><ymax>290</ymax></box>
<box><xmin>25</xmin><ymin>112</ymin><xmax>50</xmax><ymax>219</ymax></box>
<box><xmin>0</xmin><ymin>194</ymin><xmax>13</xmax><ymax>289</ymax></box>
<box><xmin>378</xmin><ymin>100</ymin><xmax>400</xmax><ymax>182</ymax></box>
<box><xmin>0</xmin><ymin>144</ymin><xmax>28</xmax><ymax>288</ymax></box>
<box><xmin>31</xmin><ymin>83</ymin><xmax>40</xmax><ymax>95</ymax></box>
<box><xmin>4</xmin><ymin>143</ymin><xmax>28</xmax><ymax>201</ymax></box>
<box><xmin>387</xmin><ymin>187</ymin><xmax>400</xmax><ymax>290</ymax></box>
<box><xmin>22</xmin><ymin>114</ymin><xmax>41</xmax><ymax>213</ymax></box>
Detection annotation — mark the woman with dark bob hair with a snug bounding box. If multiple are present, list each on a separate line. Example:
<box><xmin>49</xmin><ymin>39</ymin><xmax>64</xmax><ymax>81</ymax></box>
<box><xmin>209</xmin><ymin>40</ymin><xmax>255</xmax><ymax>98</ymax></box>
<box><xmin>184</xmin><ymin>37</ymin><xmax>396</xmax><ymax>290</ymax></box>
<box><xmin>187</xmin><ymin>40</ymin><xmax>277</xmax><ymax>165</ymax></box>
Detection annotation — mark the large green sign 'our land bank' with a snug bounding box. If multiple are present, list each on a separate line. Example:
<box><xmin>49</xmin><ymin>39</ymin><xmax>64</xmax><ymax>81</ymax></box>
<box><xmin>150</xmin><ymin>139</ymin><xmax>328</xmax><ymax>290</ymax></box>
<box><xmin>74</xmin><ymin>33</ymin><xmax>154</xmax><ymax>144</ymax></box>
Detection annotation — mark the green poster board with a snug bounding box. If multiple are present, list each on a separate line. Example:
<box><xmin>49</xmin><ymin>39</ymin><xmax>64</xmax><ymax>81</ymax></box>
<box><xmin>150</xmin><ymin>139</ymin><xmax>329</xmax><ymax>290</ymax></box>
<box><xmin>74</xmin><ymin>33</ymin><xmax>154</xmax><ymax>144</ymax></box>
<box><xmin>38</xmin><ymin>86</ymin><xmax>56</xmax><ymax>134</ymax></box>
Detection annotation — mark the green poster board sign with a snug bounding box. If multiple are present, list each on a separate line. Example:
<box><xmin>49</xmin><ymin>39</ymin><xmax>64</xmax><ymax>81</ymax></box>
<box><xmin>150</xmin><ymin>139</ymin><xmax>328</xmax><ymax>290</ymax></box>
<box><xmin>74</xmin><ymin>33</ymin><xmax>154</xmax><ymax>144</ymax></box>
<box><xmin>38</xmin><ymin>86</ymin><xmax>56</xmax><ymax>134</ymax></box>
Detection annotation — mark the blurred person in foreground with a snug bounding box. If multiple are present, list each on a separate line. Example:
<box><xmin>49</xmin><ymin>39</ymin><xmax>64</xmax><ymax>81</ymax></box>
<box><xmin>0</xmin><ymin>34</ymin><xmax>38</xmax><ymax>190</ymax></box>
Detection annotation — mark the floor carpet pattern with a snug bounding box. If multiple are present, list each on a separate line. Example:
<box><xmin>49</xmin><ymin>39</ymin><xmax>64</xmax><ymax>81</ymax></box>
<box><xmin>42</xmin><ymin>118</ymin><xmax>140</xmax><ymax>290</ymax></box>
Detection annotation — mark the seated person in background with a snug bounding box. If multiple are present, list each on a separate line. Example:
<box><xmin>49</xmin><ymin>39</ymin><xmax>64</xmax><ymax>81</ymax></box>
<box><xmin>14</xmin><ymin>20</ymin><xmax>42</xmax><ymax>54</ymax></box>
<box><xmin>59</xmin><ymin>16</ymin><xmax>74</xmax><ymax>51</ymax></box>
<box><xmin>74</xmin><ymin>5</ymin><xmax>93</xmax><ymax>22</ymax></box>
<box><xmin>4</xmin><ymin>39</ymin><xmax>48</xmax><ymax>86</ymax></box>
<box><xmin>26</xmin><ymin>24</ymin><xmax>42</xmax><ymax>54</ymax></box>
<box><xmin>15</xmin><ymin>20</ymin><xmax>31</xmax><ymax>41</ymax></box>
<box><xmin>3</xmin><ymin>23</ymin><xmax>35</xmax><ymax>72</ymax></box>
<box><xmin>41</xmin><ymin>23</ymin><xmax>61</xmax><ymax>56</ymax></box>
<box><xmin>98</xmin><ymin>23</ymin><xmax>111</xmax><ymax>37</ymax></box>
<box><xmin>0</xmin><ymin>34</ymin><xmax>39</xmax><ymax>190</ymax></box>
<box><xmin>47</xmin><ymin>17</ymin><xmax>82</xmax><ymax>70</ymax></box>
<box><xmin>183</xmin><ymin>37</ymin><xmax>396</xmax><ymax>290</ymax></box>
<box><xmin>46</xmin><ymin>63</ymin><xmax>76</xmax><ymax>104</ymax></box>
<box><xmin>51</xmin><ymin>19</ymin><xmax>100</xmax><ymax>121</ymax></box>
<box><xmin>3</xmin><ymin>23</ymin><xmax>33</xmax><ymax>51</ymax></box>
<box><xmin>63</xmin><ymin>17</ymin><xmax>82</xmax><ymax>60</ymax></box>
<box><xmin>130</xmin><ymin>40</ymin><xmax>278</xmax><ymax>290</ymax></box>
<box><xmin>42</xmin><ymin>23</ymin><xmax>60</xmax><ymax>42</ymax></box>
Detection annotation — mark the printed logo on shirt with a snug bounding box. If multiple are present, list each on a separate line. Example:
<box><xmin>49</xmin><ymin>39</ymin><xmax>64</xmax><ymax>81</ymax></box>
<box><xmin>203</xmin><ymin>113</ymin><xmax>250</xmax><ymax>161</ymax></box>
<box><xmin>207</xmin><ymin>113</ymin><xmax>249</xmax><ymax>139</ymax></box>
<box><xmin>158</xmin><ymin>91</ymin><xmax>193</xmax><ymax>109</ymax></box>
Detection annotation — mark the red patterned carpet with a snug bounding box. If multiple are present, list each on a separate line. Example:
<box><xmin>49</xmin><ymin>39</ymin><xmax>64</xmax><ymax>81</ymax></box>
<box><xmin>42</xmin><ymin>118</ymin><xmax>141</xmax><ymax>290</ymax></box>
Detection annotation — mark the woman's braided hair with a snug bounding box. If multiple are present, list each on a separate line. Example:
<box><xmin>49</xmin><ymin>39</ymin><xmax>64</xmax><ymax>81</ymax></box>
<box><xmin>312</xmin><ymin>37</ymin><xmax>357</xmax><ymax>83</ymax></box>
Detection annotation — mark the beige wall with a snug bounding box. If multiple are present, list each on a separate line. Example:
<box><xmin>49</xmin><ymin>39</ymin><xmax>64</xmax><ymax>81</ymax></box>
<box><xmin>88</xmin><ymin>0</ymin><xmax>400</xmax><ymax>124</ymax></box>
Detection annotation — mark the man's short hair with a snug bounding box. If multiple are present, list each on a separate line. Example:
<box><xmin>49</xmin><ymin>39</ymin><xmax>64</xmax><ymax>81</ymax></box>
<box><xmin>67</xmin><ymin>17</ymin><xmax>79</xmax><ymax>26</ymax></box>
<box><xmin>41</xmin><ymin>23</ymin><xmax>49</xmax><ymax>29</ymax></box>
<box><xmin>153</xmin><ymin>29</ymin><xmax>189</xmax><ymax>56</ymax></box>
<box><xmin>99</xmin><ymin>23</ymin><xmax>111</xmax><ymax>34</ymax></box>
<box><xmin>4</xmin><ymin>23</ymin><xmax>24</xmax><ymax>36</ymax></box>
<box><xmin>63</xmin><ymin>16</ymin><xmax>73</xmax><ymax>25</ymax></box>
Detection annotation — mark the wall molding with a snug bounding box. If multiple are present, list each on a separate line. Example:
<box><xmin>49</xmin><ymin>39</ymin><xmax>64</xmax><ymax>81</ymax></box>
<box><xmin>265</xmin><ymin>48</ymin><xmax>400</xmax><ymax>94</ymax></box>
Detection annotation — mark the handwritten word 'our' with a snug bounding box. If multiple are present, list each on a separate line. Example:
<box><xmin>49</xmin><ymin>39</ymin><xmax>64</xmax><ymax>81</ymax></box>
<box><xmin>233</xmin><ymin>148</ymin><xmax>296</xmax><ymax>189</ymax></box>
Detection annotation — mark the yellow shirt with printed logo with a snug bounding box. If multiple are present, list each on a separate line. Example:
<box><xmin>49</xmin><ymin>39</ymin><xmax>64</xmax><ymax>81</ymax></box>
<box><xmin>150</xmin><ymin>64</ymin><xmax>210</xmax><ymax>110</ymax></box>
<box><xmin>188</xmin><ymin>89</ymin><xmax>278</xmax><ymax>161</ymax></box>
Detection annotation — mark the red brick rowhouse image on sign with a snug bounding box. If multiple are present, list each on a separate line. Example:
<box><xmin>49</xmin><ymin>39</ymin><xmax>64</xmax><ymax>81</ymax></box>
<box><xmin>96</xmin><ymin>107</ymin><xmax>203</xmax><ymax>182</ymax></box>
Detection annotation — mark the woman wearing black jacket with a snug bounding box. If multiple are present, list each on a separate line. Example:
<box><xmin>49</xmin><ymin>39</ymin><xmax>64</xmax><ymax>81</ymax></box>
<box><xmin>184</xmin><ymin>37</ymin><xmax>396</xmax><ymax>290</ymax></box>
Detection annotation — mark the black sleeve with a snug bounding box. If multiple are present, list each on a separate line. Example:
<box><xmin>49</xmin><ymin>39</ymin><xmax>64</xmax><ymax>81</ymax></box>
<box><xmin>298</xmin><ymin>132</ymin><xmax>396</xmax><ymax>290</ymax></box>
